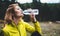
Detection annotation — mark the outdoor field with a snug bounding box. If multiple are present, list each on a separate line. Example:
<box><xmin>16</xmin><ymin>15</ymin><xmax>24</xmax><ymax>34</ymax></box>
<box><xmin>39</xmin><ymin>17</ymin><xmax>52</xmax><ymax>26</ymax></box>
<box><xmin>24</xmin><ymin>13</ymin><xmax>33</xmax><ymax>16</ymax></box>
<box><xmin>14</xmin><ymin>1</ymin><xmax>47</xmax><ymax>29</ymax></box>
<box><xmin>0</xmin><ymin>21</ymin><xmax>60</xmax><ymax>36</ymax></box>
<box><xmin>27</xmin><ymin>21</ymin><xmax>60</xmax><ymax>36</ymax></box>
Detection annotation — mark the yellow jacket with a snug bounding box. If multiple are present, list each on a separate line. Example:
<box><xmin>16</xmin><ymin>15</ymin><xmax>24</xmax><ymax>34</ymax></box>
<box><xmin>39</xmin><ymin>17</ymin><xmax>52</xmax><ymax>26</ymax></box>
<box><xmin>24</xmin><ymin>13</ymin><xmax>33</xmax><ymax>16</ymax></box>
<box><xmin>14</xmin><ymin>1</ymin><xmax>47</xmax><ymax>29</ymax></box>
<box><xmin>2</xmin><ymin>20</ymin><xmax>42</xmax><ymax>36</ymax></box>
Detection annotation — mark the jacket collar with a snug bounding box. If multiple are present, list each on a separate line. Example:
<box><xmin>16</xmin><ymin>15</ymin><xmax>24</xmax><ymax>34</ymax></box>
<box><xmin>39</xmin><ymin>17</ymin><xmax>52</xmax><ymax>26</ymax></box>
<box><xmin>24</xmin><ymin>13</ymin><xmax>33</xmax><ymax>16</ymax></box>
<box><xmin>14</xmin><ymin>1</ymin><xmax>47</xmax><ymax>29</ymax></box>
<box><xmin>10</xmin><ymin>19</ymin><xmax>24</xmax><ymax>27</ymax></box>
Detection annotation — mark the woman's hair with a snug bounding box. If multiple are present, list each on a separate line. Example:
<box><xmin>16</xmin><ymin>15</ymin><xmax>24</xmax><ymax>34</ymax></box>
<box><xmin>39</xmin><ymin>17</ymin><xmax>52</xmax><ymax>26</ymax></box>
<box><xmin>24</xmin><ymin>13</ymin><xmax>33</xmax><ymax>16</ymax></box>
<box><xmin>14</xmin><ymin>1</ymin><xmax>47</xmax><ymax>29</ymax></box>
<box><xmin>4</xmin><ymin>4</ymin><xmax>19</xmax><ymax>23</ymax></box>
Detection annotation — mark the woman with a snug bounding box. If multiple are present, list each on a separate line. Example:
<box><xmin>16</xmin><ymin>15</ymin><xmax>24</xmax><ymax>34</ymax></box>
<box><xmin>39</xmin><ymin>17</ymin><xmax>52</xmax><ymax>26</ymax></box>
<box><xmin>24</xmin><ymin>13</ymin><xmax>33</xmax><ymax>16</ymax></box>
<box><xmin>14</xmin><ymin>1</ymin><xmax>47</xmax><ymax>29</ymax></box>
<box><xmin>1</xmin><ymin>3</ymin><xmax>42</xmax><ymax>36</ymax></box>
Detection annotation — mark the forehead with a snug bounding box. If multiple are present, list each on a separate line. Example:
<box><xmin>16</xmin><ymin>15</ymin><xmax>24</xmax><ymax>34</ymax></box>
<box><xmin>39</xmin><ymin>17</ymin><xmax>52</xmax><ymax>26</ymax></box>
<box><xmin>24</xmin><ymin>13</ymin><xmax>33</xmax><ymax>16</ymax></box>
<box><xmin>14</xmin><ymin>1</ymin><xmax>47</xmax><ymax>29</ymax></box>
<box><xmin>14</xmin><ymin>6</ymin><xmax>21</xmax><ymax>9</ymax></box>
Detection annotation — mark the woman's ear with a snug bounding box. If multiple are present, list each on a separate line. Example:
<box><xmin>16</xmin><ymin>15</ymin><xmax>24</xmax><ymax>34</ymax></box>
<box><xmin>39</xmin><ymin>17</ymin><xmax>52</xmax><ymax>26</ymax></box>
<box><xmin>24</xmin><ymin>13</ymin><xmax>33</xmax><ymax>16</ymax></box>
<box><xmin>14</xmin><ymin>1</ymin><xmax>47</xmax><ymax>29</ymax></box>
<box><xmin>12</xmin><ymin>14</ymin><xmax>14</xmax><ymax>16</ymax></box>
<box><xmin>12</xmin><ymin>11</ymin><xmax>15</xmax><ymax>16</ymax></box>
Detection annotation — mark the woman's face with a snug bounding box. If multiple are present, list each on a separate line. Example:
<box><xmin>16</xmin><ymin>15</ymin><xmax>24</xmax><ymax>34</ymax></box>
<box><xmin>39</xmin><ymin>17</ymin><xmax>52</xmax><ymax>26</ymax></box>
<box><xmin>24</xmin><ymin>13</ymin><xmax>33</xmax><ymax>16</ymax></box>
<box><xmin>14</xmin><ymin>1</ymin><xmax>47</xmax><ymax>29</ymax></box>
<box><xmin>13</xmin><ymin>6</ymin><xmax>24</xmax><ymax>17</ymax></box>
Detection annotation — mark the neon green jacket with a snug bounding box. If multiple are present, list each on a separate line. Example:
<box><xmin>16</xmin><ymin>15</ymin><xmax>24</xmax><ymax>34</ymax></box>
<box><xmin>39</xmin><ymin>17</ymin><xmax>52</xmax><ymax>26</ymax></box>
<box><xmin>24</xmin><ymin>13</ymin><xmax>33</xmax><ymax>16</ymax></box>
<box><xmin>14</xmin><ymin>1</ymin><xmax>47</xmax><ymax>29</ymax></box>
<box><xmin>2</xmin><ymin>20</ymin><xmax>42</xmax><ymax>36</ymax></box>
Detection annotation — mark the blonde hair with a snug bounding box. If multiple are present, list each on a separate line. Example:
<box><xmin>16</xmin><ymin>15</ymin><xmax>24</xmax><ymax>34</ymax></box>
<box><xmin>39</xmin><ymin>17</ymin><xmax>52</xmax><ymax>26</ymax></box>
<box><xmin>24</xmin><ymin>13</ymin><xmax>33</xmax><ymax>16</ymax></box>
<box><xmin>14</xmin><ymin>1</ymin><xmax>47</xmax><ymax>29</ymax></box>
<box><xmin>4</xmin><ymin>4</ymin><xmax>19</xmax><ymax>23</ymax></box>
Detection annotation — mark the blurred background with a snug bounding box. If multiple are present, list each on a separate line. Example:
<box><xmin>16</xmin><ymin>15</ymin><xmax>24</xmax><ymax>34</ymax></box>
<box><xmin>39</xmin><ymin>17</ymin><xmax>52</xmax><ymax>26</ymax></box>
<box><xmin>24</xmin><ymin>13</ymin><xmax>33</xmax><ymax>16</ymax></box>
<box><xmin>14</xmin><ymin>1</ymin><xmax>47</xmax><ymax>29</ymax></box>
<box><xmin>0</xmin><ymin>0</ymin><xmax>60</xmax><ymax>36</ymax></box>
<box><xmin>0</xmin><ymin>0</ymin><xmax>60</xmax><ymax>21</ymax></box>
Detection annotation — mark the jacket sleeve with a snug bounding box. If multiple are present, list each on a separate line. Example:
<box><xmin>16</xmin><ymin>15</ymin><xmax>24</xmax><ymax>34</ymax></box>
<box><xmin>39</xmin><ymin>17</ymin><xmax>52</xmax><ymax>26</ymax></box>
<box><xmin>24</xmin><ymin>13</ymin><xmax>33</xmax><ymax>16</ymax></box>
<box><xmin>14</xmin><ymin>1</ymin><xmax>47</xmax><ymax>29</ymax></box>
<box><xmin>0</xmin><ymin>30</ymin><xmax>4</xmax><ymax>36</ymax></box>
<box><xmin>25</xmin><ymin>21</ymin><xmax>42</xmax><ymax>34</ymax></box>
<box><xmin>2</xmin><ymin>25</ymin><xmax>10</xmax><ymax>36</ymax></box>
<box><xmin>0</xmin><ymin>28</ymin><xmax>9</xmax><ymax>36</ymax></box>
<box><xmin>2</xmin><ymin>29</ymin><xmax>9</xmax><ymax>36</ymax></box>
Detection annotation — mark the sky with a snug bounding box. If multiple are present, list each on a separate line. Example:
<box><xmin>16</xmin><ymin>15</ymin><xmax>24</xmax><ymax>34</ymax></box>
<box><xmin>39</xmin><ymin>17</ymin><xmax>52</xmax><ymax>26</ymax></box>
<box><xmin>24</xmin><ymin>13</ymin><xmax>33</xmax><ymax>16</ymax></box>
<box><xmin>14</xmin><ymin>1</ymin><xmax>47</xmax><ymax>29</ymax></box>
<box><xmin>17</xmin><ymin>0</ymin><xmax>32</xmax><ymax>4</ymax></box>
<box><xmin>17</xmin><ymin>0</ymin><xmax>60</xmax><ymax>4</ymax></box>
<box><xmin>40</xmin><ymin>0</ymin><xmax>60</xmax><ymax>3</ymax></box>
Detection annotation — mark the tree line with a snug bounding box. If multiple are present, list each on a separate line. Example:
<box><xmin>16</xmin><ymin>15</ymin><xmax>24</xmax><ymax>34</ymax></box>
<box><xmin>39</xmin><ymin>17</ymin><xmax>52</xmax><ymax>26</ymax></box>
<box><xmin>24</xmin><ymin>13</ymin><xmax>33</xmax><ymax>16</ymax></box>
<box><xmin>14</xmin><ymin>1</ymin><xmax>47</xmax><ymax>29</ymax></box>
<box><xmin>0</xmin><ymin>0</ymin><xmax>60</xmax><ymax>21</ymax></box>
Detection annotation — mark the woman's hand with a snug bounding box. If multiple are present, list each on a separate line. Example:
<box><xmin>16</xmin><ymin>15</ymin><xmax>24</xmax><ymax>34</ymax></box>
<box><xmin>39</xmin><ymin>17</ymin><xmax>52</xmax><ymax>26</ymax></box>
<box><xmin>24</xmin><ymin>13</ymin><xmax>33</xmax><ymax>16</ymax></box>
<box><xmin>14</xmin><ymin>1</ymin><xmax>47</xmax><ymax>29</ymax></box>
<box><xmin>29</xmin><ymin>13</ymin><xmax>37</xmax><ymax>22</ymax></box>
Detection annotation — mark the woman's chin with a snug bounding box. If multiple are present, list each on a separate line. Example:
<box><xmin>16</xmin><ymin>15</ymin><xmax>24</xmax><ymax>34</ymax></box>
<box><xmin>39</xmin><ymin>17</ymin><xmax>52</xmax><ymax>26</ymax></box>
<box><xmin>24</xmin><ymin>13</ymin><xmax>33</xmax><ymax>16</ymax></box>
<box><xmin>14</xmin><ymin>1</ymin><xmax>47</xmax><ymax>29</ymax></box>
<box><xmin>17</xmin><ymin>15</ymin><xmax>24</xmax><ymax>17</ymax></box>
